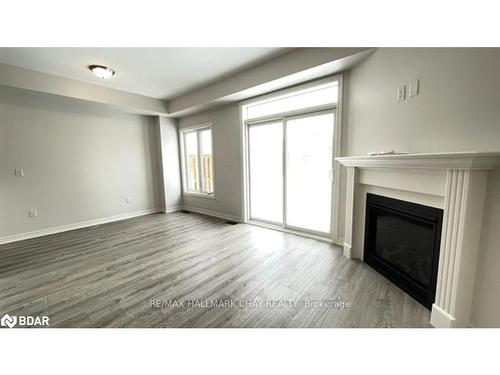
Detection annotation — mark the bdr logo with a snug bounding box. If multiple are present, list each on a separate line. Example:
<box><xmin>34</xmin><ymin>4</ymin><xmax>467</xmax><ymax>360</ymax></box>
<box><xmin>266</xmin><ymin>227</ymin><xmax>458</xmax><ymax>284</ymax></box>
<box><xmin>1</xmin><ymin>314</ymin><xmax>17</xmax><ymax>328</ymax></box>
<box><xmin>1</xmin><ymin>313</ymin><xmax>49</xmax><ymax>328</ymax></box>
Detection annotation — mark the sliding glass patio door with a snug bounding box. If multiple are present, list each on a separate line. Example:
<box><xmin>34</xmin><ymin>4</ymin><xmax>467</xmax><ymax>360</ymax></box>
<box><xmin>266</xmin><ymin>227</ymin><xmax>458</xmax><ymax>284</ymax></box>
<box><xmin>285</xmin><ymin>112</ymin><xmax>334</xmax><ymax>234</ymax></box>
<box><xmin>248</xmin><ymin>121</ymin><xmax>283</xmax><ymax>225</ymax></box>
<box><xmin>247</xmin><ymin>110</ymin><xmax>335</xmax><ymax>236</ymax></box>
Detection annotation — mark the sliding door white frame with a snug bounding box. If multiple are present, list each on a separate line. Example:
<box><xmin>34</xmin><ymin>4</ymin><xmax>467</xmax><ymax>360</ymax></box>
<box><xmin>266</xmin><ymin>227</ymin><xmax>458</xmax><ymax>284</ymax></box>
<box><xmin>240</xmin><ymin>74</ymin><xmax>344</xmax><ymax>244</ymax></box>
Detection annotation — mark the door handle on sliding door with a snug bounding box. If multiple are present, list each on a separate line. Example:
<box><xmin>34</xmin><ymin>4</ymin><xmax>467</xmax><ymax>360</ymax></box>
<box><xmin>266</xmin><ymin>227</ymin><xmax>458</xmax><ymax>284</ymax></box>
<box><xmin>329</xmin><ymin>169</ymin><xmax>335</xmax><ymax>183</ymax></box>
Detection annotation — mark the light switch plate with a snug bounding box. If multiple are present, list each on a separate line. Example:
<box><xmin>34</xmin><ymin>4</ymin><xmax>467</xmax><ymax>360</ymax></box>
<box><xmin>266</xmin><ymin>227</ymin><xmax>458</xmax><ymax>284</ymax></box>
<box><xmin>397</xmin><ymin>86</ymin><xmax>406</xmax><ymax>102</ymax></box>
<box><xmin>408</xmin><ymin>79</ymin><xmax>419</xmax><ymax>97</ymax></box>
<box><xmin>28</xmin><ymin>208</ymin><xmax>38</xmax><ymax>218</ymax></box>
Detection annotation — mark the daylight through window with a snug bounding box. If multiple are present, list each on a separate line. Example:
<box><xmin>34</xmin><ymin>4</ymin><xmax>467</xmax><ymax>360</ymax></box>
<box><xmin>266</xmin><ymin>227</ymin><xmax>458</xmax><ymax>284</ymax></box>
<box><xmin>181</xmin><ymin>125</ymin><xmax>214</xmax><ymax>196</ymax></box>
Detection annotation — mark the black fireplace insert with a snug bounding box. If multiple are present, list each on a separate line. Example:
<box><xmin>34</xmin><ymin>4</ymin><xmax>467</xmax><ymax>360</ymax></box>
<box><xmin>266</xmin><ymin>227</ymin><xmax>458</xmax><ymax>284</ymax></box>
<box><xmin>364</xmin><ymin>193</ymin><xmax>443</xmax><ymax>309</ymax></box>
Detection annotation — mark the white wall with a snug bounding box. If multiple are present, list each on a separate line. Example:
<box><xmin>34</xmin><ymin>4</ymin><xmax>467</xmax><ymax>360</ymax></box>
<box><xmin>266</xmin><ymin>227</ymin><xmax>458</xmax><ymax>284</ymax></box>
<box><xmin>178</xmin><ymin>104</ymin><xmax>243</xmax><ymax>221</ymax></box>
<box><xmin>343</xmin><ymin>48</ymin><xmax>500</xmax><ymax>327</ymax></box>
<box><xmin>159</xmin><ymin>116</ymin><xmax>183</xmax><ymax>210</ymax></box>
<box><xmin>0</xmin><ymin>85</ymin><xmax>163</xmax><ymax>238</ymax></box>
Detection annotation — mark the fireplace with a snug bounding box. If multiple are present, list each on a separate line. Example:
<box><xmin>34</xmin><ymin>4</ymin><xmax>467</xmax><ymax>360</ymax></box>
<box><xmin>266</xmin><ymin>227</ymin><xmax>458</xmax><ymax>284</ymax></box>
<box><xmin>337</xmin><ymin>152</ymin><xmax>500</xmax><ymax>327</ymax></box>
<box><xmin>364</xmin><ymin>193</ymin><xmax>443</xmax><ymax>309</ymax></box>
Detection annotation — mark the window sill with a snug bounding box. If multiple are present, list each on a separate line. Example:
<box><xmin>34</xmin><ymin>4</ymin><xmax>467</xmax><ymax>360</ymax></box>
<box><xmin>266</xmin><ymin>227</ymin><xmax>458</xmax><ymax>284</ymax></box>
<box><xmin>183</xmin><ymin>191</ymin><xmax>216</xmax><ymax>200</ymax></box>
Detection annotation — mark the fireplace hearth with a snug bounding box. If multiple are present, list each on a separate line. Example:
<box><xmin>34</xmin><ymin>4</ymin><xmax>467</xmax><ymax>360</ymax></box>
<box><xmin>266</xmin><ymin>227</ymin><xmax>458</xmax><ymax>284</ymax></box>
<box><xmin>364</xmin><ymin>193</ymin><xmax>443</xmax><ymax>309</ymax></box>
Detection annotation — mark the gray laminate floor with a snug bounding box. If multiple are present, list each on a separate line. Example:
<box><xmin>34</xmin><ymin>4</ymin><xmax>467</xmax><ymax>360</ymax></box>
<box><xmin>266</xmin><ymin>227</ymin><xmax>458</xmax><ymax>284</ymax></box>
<box><xmin>0</xmin><ymin>212</ymin><xmax>431</xmax><ymax>328</ymax></box>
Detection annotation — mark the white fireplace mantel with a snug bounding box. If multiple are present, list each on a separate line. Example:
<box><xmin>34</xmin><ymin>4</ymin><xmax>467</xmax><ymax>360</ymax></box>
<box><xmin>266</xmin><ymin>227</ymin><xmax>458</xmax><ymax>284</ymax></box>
<box><xmin>336</xmin><ymin>151</ymin><xmax>500</xmax><ymax>170</ymax></box>
<box><xmin>336</xmin><ymin>151</ymin><xmax>500</xmax><ymax>328</ymax></box>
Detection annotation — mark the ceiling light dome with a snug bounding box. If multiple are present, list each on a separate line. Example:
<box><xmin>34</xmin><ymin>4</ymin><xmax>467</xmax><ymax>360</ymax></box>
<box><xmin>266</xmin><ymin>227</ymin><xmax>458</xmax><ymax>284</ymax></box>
<box><xmin>89</xmin><ymin>65</ymin><xmax>115</xmax><ymax>79</ymax></box>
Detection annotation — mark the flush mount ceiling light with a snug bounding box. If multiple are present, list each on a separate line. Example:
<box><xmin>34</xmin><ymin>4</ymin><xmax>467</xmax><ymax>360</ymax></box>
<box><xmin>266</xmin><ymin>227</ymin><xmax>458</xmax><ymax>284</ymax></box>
<box><xmin>88</xmin><ymin>65</ymin><xmax>115</xmax><ymax>79</ymax></box>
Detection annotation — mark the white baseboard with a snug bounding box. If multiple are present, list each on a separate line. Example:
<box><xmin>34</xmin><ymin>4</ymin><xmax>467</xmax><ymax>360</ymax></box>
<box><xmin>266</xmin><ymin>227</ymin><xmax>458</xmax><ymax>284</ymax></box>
<box><xmin>430</xmin><ymin>304</ymin><xmax>458</xmax><ymax>328</ymax></box>
<box><xmin>334</xmin><ymin>236</ymin><xmax>344</xmax><ymax>247</ymax></box>
<box><xmin>165</xmin><ymin>206</ymin><xmax>183</xmax><ymax>213</ymax></box>
<box><xmin>343</xmin><ymin>242</ymin><xmax>353</xmax><ymax>259</ymax></box>
<box><xmin>0</xmin><ymin>208</ymin><xmax>163</xmax><ymax>245</ymax></box>
<box><xmin>181</xmin><ymin>205</ymin><xmax>242</xmax><ymax>223</ymax></box>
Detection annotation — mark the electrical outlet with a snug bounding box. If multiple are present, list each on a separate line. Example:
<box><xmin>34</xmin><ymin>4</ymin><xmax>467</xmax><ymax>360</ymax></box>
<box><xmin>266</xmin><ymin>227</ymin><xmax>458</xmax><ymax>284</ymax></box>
<box><xmin>14</xmin><ymin>168</ymin><xmax>24</xmax><ymax>177</ymax></box>
<box><xmin>28</xmin><ymin>208</ymin><xmax>38</xmax><ymax>218</ymax></box>
<box><xmin>408</xmin><ymin>79</ymin><xmax>419</xmax><ymax>98</ymax></box>
<box><xmin>125</xmin><ymin>196</ymin><xmax>132</xmax><ymax>204</ymax></box>
<box><xmin>397</xmin><ymin>86</ymin><xmax>406</xmax><ymax>102</ymax></box>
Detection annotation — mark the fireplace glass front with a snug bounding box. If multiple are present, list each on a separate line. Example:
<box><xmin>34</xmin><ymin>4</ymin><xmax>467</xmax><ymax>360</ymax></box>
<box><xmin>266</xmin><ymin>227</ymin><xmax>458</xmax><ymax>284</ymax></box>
<box><xmin>364</xmin><ymin>194</ymin><xmax>443</xmax><ymax>309</ymax></box>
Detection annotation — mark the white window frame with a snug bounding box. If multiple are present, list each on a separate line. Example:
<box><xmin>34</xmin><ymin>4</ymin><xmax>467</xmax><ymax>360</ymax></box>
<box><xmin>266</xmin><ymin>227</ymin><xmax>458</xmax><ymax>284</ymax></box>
<box><xmin>179</xmin><ymin>122</ymin><xmax>216</xmax><ymax>199</ymax></box>
<box><xmin>239</xmin><ymin>75</ymin><xmax>344</xmax><ymax>244</ymax></box>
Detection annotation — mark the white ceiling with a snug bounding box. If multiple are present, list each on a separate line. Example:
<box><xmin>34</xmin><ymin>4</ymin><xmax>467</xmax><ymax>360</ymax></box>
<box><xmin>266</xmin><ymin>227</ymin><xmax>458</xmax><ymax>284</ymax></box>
<box><xmin>0</xmin><ymin>48</ymin><xmax>289</xmax><ymax>99</ymax></box>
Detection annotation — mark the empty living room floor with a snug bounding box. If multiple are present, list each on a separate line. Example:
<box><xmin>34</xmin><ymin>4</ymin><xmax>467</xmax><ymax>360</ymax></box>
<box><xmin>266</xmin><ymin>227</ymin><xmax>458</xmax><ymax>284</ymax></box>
<box><xmin>0</xmin><ymin>212</ymin><xmax>430</xmax><ymax>328</ymax></box>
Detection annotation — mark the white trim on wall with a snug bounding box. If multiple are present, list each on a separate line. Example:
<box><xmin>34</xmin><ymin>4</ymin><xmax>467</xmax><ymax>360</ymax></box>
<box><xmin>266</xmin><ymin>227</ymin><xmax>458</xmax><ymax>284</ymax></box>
<box><xmin>0</xmin><ymin>208</ymin><xmax>164</xmax><ymax>245</ymax></box>
<box><xmin>332</xmin><ymin>74</ymin><xmax>344</xmax><ymax>245</ymax></box>
<box><xmin>239</xmin><ymin>103</ymin><xmax>249</xmax><ymax>224</ymax></box>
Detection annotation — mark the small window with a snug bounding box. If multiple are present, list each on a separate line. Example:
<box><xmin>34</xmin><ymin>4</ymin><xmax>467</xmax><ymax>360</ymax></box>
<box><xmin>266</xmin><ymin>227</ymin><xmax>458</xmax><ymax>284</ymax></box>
<box><xmin>181</xmin><ymin>125</ymin><xmax>214</xmax><ymax>197</ymax></box>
